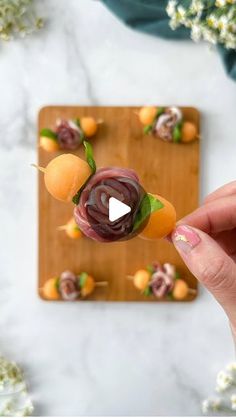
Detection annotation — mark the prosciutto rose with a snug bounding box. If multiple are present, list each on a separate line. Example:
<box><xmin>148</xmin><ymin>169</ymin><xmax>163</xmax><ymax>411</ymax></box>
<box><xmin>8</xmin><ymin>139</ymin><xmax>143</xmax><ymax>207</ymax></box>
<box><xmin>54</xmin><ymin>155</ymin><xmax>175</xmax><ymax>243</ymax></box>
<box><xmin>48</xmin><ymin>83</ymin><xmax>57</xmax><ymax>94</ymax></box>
<box><xmin>74</xmin><ymin>167</ymin><xmax>143</xmax><ymax>242</ymax></box>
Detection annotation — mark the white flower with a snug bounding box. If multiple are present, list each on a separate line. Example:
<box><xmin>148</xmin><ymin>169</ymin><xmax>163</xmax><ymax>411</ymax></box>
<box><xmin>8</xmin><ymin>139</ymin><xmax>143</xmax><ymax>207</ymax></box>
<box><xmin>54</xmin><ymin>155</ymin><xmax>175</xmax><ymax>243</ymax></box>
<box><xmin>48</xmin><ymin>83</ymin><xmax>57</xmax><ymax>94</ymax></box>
<box><xmin>191</xmin><ymin>23</ymin><xmax>202</xmax><ymax>41</ymax></box>
<box><xmin>218</xmin><ymin>15</ymin><xmax>229</xmax><ymax>31</ymax></box>
<box><xmin>231</xmin><ymin>394</ymin><xmax>236</xmax><ymax>411</ymax></box>
<box><xmin>226</xmin><ymin>362</ymin><xmax>236</xmax><ymax>372</ymax></box>
<box><xmin>216</xmin><ymin>0</ymin><xmax>227</xmax><ymax>6</ymax></box>
<box><xmin>190</xmin><ymin>0</ymin><xmax>204</xmax><ymax>14</ymax></box>
<box><xmin>216</xmin><ymin>370</ymin><xmax>234</xmax><ymax>392</ymax></box>
<box><xmin>202</xmin><ymin>398</ymin><xmax>221</xmax><ymax>414</ymax></box>
<box><xmin>177</xmin><ymin>5</ymin><xmax>186</xmax><ymax>19</ymax></box>
<box><xmin>166</xmin><ymin>0</ymin><xmax>177</xmax><ymax>17</ymax></box>
<box><xmin>207</xmin><ymin>14</ymin><xmax>218</xmax><ymax>29</ymax></box>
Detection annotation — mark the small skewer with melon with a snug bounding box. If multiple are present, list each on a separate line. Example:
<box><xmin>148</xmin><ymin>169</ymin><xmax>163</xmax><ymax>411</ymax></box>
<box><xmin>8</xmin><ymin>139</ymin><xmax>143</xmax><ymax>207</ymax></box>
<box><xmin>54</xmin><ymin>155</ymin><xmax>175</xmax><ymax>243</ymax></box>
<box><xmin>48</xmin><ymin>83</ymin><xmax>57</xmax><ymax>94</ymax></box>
<box><xmin>58</xmin><ymin>217</ymin><xmax>83</xmax><ymax>239</ymax></box>
<box><xmin>39</xmin><ymin>116</ymin><xmax>102</xmax><ymax>152</ymax></box>
<box><xmin>137</xmin><ymin>106</ymin><xmax>198</xmax><ymax>144</ymax></box>
<box><xmin>127</xmin><ymin>262</ymin><xmax>196</xmax><ymax>300</ymax></box>
<box><xmin>41</xmin><ymin>270</ymin><xmax>107</xmax><ymax>301</ymax></box>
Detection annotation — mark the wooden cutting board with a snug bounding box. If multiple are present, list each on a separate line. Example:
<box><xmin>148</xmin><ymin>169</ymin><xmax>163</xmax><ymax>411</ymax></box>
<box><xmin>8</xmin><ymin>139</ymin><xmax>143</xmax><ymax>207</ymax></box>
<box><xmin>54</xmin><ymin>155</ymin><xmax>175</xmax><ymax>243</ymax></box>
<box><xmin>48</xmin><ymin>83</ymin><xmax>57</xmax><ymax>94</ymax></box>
<box><xmin>38</xmin><ymin>106</ymin><xmax>200</xmax><ymax>302</ymax></box>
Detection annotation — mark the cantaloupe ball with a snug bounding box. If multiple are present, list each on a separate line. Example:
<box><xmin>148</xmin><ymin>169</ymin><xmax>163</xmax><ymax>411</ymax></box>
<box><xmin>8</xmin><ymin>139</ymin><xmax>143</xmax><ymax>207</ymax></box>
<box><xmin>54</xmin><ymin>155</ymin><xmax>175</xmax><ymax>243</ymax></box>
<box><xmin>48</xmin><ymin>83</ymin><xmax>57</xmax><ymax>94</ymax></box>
<box><xmin>181</xmin><ymin>121</ymin><xmax>198</xmax><ymax>143</ymax></box>
<box><xmin>40</xmin><ymin>137</ymin><xmax>59</xmax><ymax>152</ymax></box>
<box><xmin>139</xmin><ymin>194</ymin><xmax>176</xmax><ymax>240</ymax></box>
<box><xmin>66</xmin><ymin>218</ymin><xmax>83</xmax><ymax>239</ymax></box>
<box><xmin>172</xmin><ymin>279</ymin><xmax>189</xmax><ymax>300</ymax></box>
<box><xmin>43</xmin><ymin>277</ymin><xmax>60</xmax><ymax>300</ymax></box>
<box><xmin>139</xmin><ymin>107</ymin><xmax>157</xmax><ymax>125</ymax></box>
<box><xmin>80</xmin><ymin>117</ymin><xmax>98</xmax><ymax>137</ymax></box>
<box><xmin>81</xmin><ymin>275</ymin><xmax>95</xmax><ymax>297</ymax></box>
<box><xmin>133</xmin><ymin>269</ymin><xmax>151</xmax><ymax>290</ymax></box>
<box><xmin>44</xmin><ymin>154</ymin><xmax>92</xmax><ymax>202</ymax></box>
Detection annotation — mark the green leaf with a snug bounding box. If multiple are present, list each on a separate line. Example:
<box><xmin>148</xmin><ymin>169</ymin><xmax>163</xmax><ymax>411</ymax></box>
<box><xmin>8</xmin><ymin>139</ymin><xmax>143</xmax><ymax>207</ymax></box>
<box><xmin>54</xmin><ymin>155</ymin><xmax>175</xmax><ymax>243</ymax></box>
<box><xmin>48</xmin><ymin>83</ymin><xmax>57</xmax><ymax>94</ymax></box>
<box><xmin>75</xmin><ymin>118</ymin><xmax>81</xmax><ymax>128</ymax></box>
<box><xmin>72</xmin><ymin>191</ymin><xmax>82</xmax><ymax>205</ymax></box>
<box><xmin>40</xmin><ymin>128</ymin><xmax>57</xmax><ymax>141</ymax></box>
<box><xmin>83</xmin><ymin>140</ymin><xmax>96</xmax><ymax>174</ymax></box>
<box><xmin>146</xmin><ymin>264</ymin><xmax>155</xmax><ymax>274</ymax></box>
<box><xmin>143</xmin><ymin>286</ymin><xmax>152</xmax><ymax>297</ymax></box>
<box><xmin>79</xmin><ymin>272</ymin><xmax>88</xmax><ymax>288</ymax></box>
<box><xmin>55</xmin><ymin>277</ymin><xmax>60</xmax><ymax>292</ymax></box>
<box><xmin>133</xmin><ymin>193</ymin><xmax>164</xmax><ymax>232</ymax></box>
<box><xmin>156</xmin><ymin>107</ymin><xmax>165</xmax><ymax>118</ymax></box>
<box><xmin>173</xmin><ymin>122</ymin><xmax>182</xmax><ymax>143</ymax></box>
<box><xmin>175</xmin><ymin>271</ymin><xmax>181</xmax><ymax>280</ymax></box>
<box><xmin>143</xmin><ymin>124</ymin><xmax>153</xmax><ymax>135</ymax></box>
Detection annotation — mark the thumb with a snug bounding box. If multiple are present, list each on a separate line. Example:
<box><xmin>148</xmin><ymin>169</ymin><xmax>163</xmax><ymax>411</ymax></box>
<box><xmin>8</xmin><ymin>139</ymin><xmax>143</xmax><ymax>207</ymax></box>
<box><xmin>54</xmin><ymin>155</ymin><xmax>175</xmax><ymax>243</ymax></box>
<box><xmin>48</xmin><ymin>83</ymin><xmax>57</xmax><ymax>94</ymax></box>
<box><xmin>171</xmin><ymin>225</ymin><xmax>236</xmax><ymax>326</ymax></box>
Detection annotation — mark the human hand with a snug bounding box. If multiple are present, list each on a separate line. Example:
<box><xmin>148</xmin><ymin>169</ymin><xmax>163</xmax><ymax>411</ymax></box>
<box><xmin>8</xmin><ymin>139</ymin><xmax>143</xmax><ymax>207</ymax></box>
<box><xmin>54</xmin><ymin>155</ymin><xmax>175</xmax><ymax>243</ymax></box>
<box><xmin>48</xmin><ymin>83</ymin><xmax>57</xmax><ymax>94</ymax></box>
<box><xmin>171</xmin><ymin>181</ymin><xmax>236</xmax><ymax>337</ymax></box>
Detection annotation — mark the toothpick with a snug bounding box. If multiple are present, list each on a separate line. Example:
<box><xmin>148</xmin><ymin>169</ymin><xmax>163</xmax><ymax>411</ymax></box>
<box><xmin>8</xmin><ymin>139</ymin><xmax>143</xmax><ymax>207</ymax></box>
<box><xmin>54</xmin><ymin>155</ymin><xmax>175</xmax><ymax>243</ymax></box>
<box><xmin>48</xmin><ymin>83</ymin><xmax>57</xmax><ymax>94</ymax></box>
<box><xmin>97</xmin><ymin>118</ymin><xmax>104</xmax><ymax>124</ymax></box>
<box><xmin>31</xmin><ymin>163</ymin><xmax>46</xmax><ymax>173</ymax></box>
<box><xmin>126</xmin><ymin>275</ymin><xmax>134</xmax><ymax>281</ymax></box>
<box><xmin>95</xmin><ymin>281</ymin><xmax>108</xmax><ymax>287</ymax></box>
<box><xmin>188</xmin><ymin>288</ymin><xmax>197</xmax><ymax>295</ymax></box>
<box><xmin>57</xmin><ymin>225</ymin><xmax>67</xmax><ymax>231</ymax></box>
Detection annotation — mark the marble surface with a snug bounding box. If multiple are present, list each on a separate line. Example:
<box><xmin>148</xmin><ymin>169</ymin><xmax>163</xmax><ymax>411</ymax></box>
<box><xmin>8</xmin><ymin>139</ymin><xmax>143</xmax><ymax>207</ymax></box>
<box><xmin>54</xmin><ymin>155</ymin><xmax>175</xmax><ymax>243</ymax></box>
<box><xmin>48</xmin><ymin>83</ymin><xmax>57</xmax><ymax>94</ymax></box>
<box><xmin>0</xmin><ymin>0</ymin><xmax>236</xmax><ymax>415</ymax></box>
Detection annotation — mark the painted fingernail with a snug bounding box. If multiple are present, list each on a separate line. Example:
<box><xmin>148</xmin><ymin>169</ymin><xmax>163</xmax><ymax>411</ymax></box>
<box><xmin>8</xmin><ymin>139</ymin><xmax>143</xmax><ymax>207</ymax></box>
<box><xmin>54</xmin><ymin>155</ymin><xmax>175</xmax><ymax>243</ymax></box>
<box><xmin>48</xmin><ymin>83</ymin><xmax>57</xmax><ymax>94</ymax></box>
<box><xmin>172</xmin><ymin>225</ymin><xmax>201</xmax><ymax>254</ymax></box>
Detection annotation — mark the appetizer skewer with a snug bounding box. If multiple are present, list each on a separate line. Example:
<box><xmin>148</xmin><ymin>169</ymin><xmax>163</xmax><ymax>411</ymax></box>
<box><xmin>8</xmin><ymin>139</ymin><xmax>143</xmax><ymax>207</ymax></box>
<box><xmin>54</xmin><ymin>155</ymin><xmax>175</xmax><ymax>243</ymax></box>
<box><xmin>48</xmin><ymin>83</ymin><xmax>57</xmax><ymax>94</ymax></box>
<box><xmin>128</xmin><ymin>262</ymin><xmax>196</xmax><ymax>300</ymax></box>
<box><xmin>33</xmin><ymin>141</ymin><xmax>176</xmax><ymax>242</ymax></box>
<box><xmin>39</xmin><ymin>117</ymin><xmax>102</xmax><ymax>152</ymax></box>
<box><xmin>41</xmin><ymin>270</ymin><xmax>107</xmax><ymax>301</ymax></box>
<box><xmin>138</xmin><ymin>106</ymin><xmax>198</xmax><ymax>144</ymax></box>
<box><xmin>58</xmin><ymin>217</ymin><xmax>83</xmax><ymax>239</ymax></box>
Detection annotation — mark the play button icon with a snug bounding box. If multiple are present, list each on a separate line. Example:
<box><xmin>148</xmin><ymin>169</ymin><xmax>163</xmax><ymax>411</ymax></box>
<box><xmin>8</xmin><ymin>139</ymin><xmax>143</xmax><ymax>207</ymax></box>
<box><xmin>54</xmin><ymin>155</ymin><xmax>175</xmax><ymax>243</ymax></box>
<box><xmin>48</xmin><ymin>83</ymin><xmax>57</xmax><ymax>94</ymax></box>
<box><xmin>108</xmin><ymin>197</ymin><xmax>131</xmax><ymax>222</ymax></box>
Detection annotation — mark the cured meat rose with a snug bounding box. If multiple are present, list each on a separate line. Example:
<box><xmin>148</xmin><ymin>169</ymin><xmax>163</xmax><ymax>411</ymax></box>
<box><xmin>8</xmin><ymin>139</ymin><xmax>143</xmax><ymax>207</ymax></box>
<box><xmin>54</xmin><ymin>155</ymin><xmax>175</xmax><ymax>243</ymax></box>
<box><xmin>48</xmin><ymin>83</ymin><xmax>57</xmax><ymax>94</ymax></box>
<box><xmin>150</xmin><ymin>263</ymin><xmax>175</xmax><ymax>298</ymax></box>
<box><xmin>74</xmin><ymin>167</ymin><xmax>143</xmax><ymax>242</ymax></box>
<box><xmin>56</xmin><ymin>119</ymin><xmax>82</xmax><ymax>150</ymax></box>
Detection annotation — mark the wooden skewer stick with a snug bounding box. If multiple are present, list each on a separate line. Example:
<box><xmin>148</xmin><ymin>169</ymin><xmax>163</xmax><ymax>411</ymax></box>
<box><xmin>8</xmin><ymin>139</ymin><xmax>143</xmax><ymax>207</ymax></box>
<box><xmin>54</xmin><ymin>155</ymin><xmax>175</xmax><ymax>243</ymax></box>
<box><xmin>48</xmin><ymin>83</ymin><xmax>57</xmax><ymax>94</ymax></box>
<box><xmin>188</xmin><ymin>288</ymin><xmax>197</xmax><ymax>295</ymax></box>
<box><xmin>97</xmin><ymin>118</ymin><xmax>104</xmax><ymax>124</ymax></box>
<box><xmin>31</xmin><ymin>163</ymin><xmax>46</xmax><ymax>173</ymax></box>
<box><xmin>95</xmin><ymin>281</ymin><xmax>108</xmax><ymax>287</ymax></box>
<box><xmin>126</xmin><ymin>275</ymin><xmax>134</xmax><ymax>281</ymax></box>
<box><xmin>57</xmin><ymin>225</ymin><xmax>67</xmax><ymax>231</ymax></box>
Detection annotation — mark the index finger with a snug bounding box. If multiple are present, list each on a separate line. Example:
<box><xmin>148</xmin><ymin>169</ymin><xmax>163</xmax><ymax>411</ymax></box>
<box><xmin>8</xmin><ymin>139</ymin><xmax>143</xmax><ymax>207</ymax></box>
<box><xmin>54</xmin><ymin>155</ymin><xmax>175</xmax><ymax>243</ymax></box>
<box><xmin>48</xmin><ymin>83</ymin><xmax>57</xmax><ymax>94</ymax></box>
<box><xmin>179</xmin><ymin>194</ymin><xmax>236</xmax><ymax>235</ymax></box>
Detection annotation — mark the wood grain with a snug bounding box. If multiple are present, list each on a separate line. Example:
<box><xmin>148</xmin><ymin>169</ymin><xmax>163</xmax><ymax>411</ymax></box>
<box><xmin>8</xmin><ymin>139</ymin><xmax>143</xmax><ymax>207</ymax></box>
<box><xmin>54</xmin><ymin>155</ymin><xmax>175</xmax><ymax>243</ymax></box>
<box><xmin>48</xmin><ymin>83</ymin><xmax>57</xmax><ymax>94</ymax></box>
<box><xmin>38</xmin><ymin>106</ymin><xmax>200</xmax><ymax>302</ymax></box>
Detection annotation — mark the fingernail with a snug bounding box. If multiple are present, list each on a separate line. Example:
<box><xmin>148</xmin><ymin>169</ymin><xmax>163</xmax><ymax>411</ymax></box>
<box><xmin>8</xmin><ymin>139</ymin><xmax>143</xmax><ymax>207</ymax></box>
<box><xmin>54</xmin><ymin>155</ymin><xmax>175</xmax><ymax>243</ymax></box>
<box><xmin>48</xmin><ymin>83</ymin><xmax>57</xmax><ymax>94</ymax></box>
<box><xmin>172</xmin><ymin>225</ymin><xmax>201</xmax><ymax>254</ymax></box>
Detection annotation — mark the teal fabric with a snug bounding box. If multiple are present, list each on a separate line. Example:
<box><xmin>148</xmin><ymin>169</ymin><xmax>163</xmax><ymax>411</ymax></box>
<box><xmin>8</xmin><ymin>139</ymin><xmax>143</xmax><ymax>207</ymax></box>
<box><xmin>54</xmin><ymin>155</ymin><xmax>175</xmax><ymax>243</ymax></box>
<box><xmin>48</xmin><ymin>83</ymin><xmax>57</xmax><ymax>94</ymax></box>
<box><xmin>101</xmin><ymin>0</ymin><xmax>236</xmax><ymax>82</ymax></box>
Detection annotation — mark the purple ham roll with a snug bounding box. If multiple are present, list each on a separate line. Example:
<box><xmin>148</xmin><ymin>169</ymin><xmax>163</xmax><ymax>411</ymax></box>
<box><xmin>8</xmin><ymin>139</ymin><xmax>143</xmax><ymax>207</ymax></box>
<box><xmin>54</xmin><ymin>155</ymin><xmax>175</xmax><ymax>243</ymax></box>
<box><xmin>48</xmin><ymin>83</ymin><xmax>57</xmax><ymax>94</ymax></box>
<box><xmin>74</xmin><ymin>167</ymin><xmax>143</xmax><ymax>242</ymax></box>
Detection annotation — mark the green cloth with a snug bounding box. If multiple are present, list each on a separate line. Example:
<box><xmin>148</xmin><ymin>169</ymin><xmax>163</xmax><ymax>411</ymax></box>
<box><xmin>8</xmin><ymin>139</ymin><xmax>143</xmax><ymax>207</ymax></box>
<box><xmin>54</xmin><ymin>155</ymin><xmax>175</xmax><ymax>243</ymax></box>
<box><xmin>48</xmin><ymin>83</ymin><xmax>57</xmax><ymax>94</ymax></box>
<box><xmin>101</xmin><ymin>0</ymin><xmax>236</xmax><ymax>82</ymax></box>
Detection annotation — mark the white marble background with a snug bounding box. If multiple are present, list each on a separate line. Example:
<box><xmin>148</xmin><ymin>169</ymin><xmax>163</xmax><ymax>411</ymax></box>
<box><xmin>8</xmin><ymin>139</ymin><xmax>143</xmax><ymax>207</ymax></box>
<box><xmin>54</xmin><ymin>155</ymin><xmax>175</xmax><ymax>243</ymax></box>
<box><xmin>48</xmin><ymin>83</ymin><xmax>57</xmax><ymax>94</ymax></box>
<box><xmin>0</xmin><ymin>0</ymin><xmax>236</xmax><ymax>415</ymax></box>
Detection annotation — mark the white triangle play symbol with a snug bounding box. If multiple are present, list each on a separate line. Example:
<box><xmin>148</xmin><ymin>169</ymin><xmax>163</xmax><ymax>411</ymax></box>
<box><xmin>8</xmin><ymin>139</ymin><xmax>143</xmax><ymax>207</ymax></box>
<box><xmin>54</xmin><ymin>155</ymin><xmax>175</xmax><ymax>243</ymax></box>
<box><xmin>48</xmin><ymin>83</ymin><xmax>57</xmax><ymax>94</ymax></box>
<box><xmin>108</xmin><ymin>197</ymin><xmax>131</xmax><ymax>222</ymax></box>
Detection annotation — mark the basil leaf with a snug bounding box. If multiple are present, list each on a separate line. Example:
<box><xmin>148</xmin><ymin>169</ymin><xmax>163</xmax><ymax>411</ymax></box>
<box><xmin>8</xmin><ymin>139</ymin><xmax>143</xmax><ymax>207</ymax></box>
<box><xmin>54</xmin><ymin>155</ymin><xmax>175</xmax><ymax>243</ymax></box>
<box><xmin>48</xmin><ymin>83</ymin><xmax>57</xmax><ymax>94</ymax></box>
<box><xmin>75</xmin><ymin>118</ymin><xmax>81</xmax><ymax>128</ymax></box>
<box><xmin>143</xmin><ymin>287</ymin><xmax>152</xmax><ymax>297</ymax></box>
<box><xmin>173</xmin><ymin>122</ymin><xmax>182</xmax><ymax>143</ymax></box>
<box><xmin>72</xmin><ymin>191</ymin><xmax>82</xmax><ymax>205</ymax></box>
<box><xmin>146</xmin><ymin>264</ymin><xmax>155</xmax><ymax>274</ymax></box>
<box><xmin>156</xmin><ymin>107</ymin><xmax>165</xmax><ymax>118</ymax></box>
<box><xmin>133</xmin><ymin>193</ymin><xmax>164</xmax><ymax>232</ymax></box>
<box><xmin>79</xmin><ymin>272</ymin><xmax>88</xmax><ymax>288</ymax></box>
<box><xmin>143</xmin><ymin>124</ymin><xmax>153</xmax><ymax>135</ymax></box>
<box><xmin>175</xmin><ymin>271</ymin><xmax>181</xmax><ymax>280</ymax></box>
<box><xmin>55</xmin><ymin>277</ymin><xmax>60</xmax><ymax>292</ymax></box>
<box><xmin>40</xmin><ymin>128</ymin><xmax>57</xmax><ymax>141</ymax></box>
<box><xmin>83</xmin><ymin>140</ymin><xmax>96</xmax><ymax>174</ymax></box>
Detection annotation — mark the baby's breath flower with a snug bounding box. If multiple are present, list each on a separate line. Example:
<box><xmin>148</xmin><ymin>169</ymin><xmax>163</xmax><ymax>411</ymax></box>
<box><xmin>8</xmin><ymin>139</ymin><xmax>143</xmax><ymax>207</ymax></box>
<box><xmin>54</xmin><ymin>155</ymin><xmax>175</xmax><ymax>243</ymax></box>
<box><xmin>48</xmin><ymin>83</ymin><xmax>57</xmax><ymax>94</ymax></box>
<box><xmin>0</xmin><ymin>0</ymin><xmax>43</xmax><ymax>42</ymax></box>
<box><xmin>202</xmin><ymin>398</ymin><xmax>221</xmax><ymax>414</ymax></box>
<box><xmin>167</xmin><ymin>0</ymin><xmax>236</xmax><ymax>50</ymax></box>
<box><xmin>216</xmin><ymin>370</ymin><xmax>234</xmax><ymax>392</ymax></box>
<box><xmin>216</xmin><ymin>0</ymin><xmax>227</xmax><ymax>6</ymax></box>
<box><xmin>166</xmin><ymin>0</ymin><xmax>177</xmax><ymax>17</ymax></box>
<box><xmin>231</xmin><ymin>394</ymin><xmax>236</xmax><ymax>411</ymax></box>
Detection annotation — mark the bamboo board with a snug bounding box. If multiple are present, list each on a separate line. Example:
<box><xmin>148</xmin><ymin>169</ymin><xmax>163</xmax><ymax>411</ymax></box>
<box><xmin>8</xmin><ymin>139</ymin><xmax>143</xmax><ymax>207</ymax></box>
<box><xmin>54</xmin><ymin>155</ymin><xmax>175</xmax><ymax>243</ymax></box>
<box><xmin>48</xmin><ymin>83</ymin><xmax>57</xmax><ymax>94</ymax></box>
<box><xmin>38</xmin><ymin>106</ymin><xmax>200</xmax><ymax>302</ymax></box>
